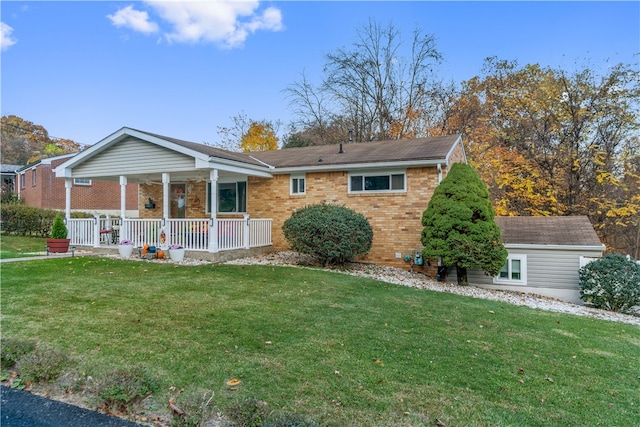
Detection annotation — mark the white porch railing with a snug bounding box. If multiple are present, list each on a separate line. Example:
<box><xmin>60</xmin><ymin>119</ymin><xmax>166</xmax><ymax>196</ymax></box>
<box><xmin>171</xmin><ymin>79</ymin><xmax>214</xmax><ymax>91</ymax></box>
<box><xmin>67</xmin><ymin>218</ymin><xmax>95</xmax><ymax>246</ymax></box>
<box><xmin>67</xmin><ymin>217</ymin><xmax>272</xmax><ymax>252</ymax></box>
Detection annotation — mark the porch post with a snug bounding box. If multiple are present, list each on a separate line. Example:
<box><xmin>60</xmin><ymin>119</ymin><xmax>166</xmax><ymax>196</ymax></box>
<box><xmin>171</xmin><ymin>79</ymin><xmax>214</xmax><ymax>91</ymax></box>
<box><xmin>162</xmin><ymin>173</ymin><xmax>171</xmax><ymax>247</ymax></box>
<box><xmin>243</xmin><ymin>214</ymin><xmax>250</xmax><ymax>249</ymax></box>
<box><xmin>208</xmin><ymin>169</ymin><xmax>219</xmax><ymax>253</ymax></box>
<box><xmin>119</xmin><ymin>176</ymin><xmax>128</xmax><ymax>241</ymax></box>
<box><xmin>64</xmin><ymin>178</ymin><xmax>72</xmax><ymax>220</ymax></box>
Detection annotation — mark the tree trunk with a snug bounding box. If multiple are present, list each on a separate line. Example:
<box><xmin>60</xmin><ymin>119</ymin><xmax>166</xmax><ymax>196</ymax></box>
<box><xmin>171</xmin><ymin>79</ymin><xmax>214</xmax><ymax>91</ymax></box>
<box><xmin>456</xmin><ymin>265</ymin><xmax>469</xmax><ymax>286</ymax></box>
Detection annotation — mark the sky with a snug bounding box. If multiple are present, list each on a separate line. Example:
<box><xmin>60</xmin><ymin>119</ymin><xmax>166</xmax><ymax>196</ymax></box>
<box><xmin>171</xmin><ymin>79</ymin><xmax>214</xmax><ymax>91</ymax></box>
<box><xmin>1</xmin><ymin>1</ymin><xmax>639</xmax><ymax>148</ymax></box>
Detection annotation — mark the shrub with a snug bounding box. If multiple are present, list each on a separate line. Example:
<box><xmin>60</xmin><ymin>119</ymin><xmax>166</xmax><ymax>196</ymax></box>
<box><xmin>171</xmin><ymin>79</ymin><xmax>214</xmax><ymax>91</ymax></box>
<box><xmin>95</xmin><ymin>366</ymin><xmax>160</xmax><ymax>413</ymax></box>
<box><xmin>1</xmin><ymin>338</ymin><xmax>36</xmax><ymax>369</ymax></box>
<box><xmin>579</xmin><ymin>253</ymin><xmax>640</xmax><ymax>313</ymax></box>
<box><xmin>51</xmin><ymin>214</ymin><xmax>68</xmax><ymax>239</ymax></box>
<box><xmin>170</xmin><ymin>390</ymin><xmax>216</xmax><ymax>427</ymax></box>
<box><xmin>282</xmin><ymin>203</ymin><xmax>373</xmax><ymax>266</ymax></box>
<box><xmin>0</xmin><ymin>204</ymin><xmax>53</xmax><ymax>236</ymax></box>
<box><xmin>225</xmin><ymin>398</ymin><xmax>271</xmax><ymax>427</ymax></box>
<box><xmin>16</xmin><ymin>345</ymin><xmax>71</xmax><ymax>382</ymax></box>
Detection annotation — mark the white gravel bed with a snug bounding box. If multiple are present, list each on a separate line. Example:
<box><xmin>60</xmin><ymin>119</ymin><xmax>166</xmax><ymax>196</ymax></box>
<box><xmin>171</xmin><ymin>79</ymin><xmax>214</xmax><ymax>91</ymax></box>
<box><xmin>227</xmin><ymin>251</ymin><xmax>640</xmax><ymax>326</ymax></box>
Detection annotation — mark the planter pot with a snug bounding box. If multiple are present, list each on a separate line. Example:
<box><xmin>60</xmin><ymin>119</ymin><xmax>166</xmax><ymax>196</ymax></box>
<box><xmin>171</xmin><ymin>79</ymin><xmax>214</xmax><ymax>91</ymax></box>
<box><xmin>46</xmin><ymin>238</ymin><xmax>70</xmax><ymax>253</ymax></box>
<box><xmin>169</xmin><ymin>248</ymin><xmax>185</xmax><ymax>262</ymax></box>
<box><xmin>118</xmin><ymin>244</ymin><xmax>134</xmax><ymax>259</ymax></box>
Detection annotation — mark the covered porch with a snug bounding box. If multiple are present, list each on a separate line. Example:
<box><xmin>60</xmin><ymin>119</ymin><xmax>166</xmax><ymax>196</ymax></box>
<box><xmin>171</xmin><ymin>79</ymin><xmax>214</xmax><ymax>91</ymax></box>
<box><xmin>55</xmin><ymin>128</ymin><xmax>274</xmax><ymax>254</ymax></box>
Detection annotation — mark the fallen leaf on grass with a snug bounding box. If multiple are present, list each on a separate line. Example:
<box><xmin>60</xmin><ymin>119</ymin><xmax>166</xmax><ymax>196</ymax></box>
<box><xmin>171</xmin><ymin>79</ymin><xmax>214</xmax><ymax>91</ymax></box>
<box><xmin>226</xmin><ymin>378</ymin><xmax>241</xmax><ymax>386</ymax></box>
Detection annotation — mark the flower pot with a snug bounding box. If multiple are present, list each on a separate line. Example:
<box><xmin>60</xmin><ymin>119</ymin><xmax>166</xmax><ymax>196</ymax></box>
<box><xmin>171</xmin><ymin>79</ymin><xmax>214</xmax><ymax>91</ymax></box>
<box><xmin>46</xmin><ymin>238</ymin><xmax>70</xmax><ymax>253</ymax></box>
<box><xmin>169</xmin><ymin>248</ymin><xmax>185</xmax><ymax>262</ymax></box>
<box><xmin>118</xmin><ymin>244</ymin><xmax>134</xmax><ymax>259</ymax></box>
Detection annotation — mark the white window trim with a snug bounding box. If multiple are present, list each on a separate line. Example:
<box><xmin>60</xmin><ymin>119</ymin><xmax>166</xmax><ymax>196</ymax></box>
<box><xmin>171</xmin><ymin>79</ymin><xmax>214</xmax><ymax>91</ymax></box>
<box><xmin>206</xmin><ymin>179</ymin><xmax>248</xmax><ymax>214</ymax></box>
<box><xmin>348</xmin><ymin>170</ymin><xmax>406</xmax><ymax>194</ymax></box>
<box><xmin>290</xmin><ymin>174</ymin><xmax>306</xmax><ymax>195</ymax></box>
<box><xmin>494</xmin><ymin>254</ymin><xmax>527</xmax><ymax>286</ymax></box>
<box><xmin>73</xmin><ymin>178</ymin><xmax>92</xmax><ymax>186</ymax></box>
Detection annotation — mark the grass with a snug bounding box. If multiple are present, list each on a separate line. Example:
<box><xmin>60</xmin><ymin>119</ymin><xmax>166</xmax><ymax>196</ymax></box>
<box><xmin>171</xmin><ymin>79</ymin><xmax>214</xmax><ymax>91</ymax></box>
<box><xmin>0</xmin><ymin>234</ymin><xmax>48</xmax><ymax>259</ymax></box>
<box><xmin>1</xmin><ymin>255</ymin><xmax>639</xmax><ymax>426</ymax></box>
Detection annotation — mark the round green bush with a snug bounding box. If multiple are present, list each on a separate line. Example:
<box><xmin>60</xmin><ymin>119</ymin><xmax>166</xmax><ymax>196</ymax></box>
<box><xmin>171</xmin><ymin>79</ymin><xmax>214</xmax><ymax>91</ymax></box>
<box><xmin>282</xmin><ymin>203</ymin><xmax>373</xmax><ymax>266</ymax></box>
<box><xmin>579</xmin><ymin>253</ymin><xmax>640</xmax><ymax>313</ymax></box>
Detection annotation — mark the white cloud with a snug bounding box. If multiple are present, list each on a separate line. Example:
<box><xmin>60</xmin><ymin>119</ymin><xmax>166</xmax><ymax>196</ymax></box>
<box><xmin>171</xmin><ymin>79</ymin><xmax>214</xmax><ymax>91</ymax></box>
<box><xmin>107</xmin><ymin>5</ymin><xmax>159</xmax><ymax>35</ymax></box>
<box><xmin>1</xmin><ymin>22</ymin><xmax>17</xmax><ymax>51</ymax></box>
<box><xmin>144</xmin><ymin>1</ymin><xmax>283</xmax><ymax>48</ymax></box>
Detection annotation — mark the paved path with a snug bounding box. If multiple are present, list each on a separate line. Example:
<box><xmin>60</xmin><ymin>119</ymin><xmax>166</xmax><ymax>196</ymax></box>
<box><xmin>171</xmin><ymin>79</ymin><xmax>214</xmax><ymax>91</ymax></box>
<box><xmin>1</xmin><ymin>386</ymin><xmax>144</xmax><ymax>427</ymax></box>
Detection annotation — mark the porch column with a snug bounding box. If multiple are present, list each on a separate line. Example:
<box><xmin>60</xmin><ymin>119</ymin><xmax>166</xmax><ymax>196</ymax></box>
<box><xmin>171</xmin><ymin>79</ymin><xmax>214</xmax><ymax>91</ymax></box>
<box><xmin>64</xmin><ymin>178</ymin><xmax>72</xmax><ymax>220</ymax></box>
<box><xmin>119</xmin><ymin>176</ymin><xmax>128</xmax><ymax>241</ymax></box>
<box><xmin>208</xmin><ymin>169</ymin><xmax>219</xmax><ymax>253</ymax></box>
<box><xmin>162</xmin><ymin>173</ymin><xmax>171</xmax><ymax>247</ymax></box>
<box><xmin>162</xmin><ymin>173</ymin><xmax>170</xmax><ymax>220</ymax></box>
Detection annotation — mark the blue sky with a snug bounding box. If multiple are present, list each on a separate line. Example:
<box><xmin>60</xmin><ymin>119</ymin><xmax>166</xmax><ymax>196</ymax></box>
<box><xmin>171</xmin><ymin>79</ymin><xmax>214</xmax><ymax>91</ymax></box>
<box><xmin>1</xmin><ymin>1</ymin><xmax>638</xmax><ymax>147</ymax></box>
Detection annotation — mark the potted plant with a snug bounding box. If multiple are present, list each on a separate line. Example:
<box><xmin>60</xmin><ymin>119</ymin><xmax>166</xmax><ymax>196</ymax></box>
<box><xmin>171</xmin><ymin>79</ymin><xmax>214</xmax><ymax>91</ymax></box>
<box><xmin>168</xmin><ymin>244</ymin><xmax>185</xmax><ymax>262</ymax></box>
<box><xmin>118</xmin><ymin>239</ymin><xmax>134</xmax><ymax>258</ymax></box>
<box><xmin>46</xmin><ymin>214</ymin><xmax>70</xmax><ymax>253</ymax></box>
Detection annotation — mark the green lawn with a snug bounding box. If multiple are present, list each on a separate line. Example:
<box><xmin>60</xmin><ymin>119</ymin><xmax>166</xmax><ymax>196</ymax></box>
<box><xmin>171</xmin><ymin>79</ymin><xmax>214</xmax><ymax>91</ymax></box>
<box><xmin>2</xmin><ymin>256</ymin><xmax>639</xmax><ymax>426</ymax></box>
<box><xmin>0</xmin><ymin>235</ymin><xmax>47</xmax><ymax>259</ymax></box>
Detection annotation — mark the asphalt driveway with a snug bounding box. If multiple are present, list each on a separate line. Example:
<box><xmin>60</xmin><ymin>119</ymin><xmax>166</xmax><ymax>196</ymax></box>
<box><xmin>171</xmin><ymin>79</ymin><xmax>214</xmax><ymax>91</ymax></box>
<box><xmin>1</xmin><ymin>386</ymin><xmax>144</xmax><ymax>427</ymax></box>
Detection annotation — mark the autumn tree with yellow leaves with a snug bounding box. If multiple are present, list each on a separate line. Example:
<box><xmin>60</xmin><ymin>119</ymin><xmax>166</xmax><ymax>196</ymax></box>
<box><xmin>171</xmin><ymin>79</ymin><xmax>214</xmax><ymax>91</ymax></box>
<box><xmin>240</xmin><ymin>121</ymin><xmax>279</xmax><ymax>152</ymax></box>
<box><xmin>435</xmin><ymin>58</ymin><xmax>640</xmax><ymax>256</ymax></box>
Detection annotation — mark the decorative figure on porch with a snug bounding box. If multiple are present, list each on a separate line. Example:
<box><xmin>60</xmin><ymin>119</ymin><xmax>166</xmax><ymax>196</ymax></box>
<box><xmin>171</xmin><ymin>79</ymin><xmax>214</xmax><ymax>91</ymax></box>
<box><xmin>160</xmin><ymin>229</ymin><xmax>166</xmax><ymax>246</ymax></box>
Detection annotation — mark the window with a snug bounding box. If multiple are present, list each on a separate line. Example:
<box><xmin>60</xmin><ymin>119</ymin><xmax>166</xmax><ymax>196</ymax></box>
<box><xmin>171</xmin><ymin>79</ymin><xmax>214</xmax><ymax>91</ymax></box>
<box><xmin>349</xmin><ymin>172</ymin><xmax>405</xmax><ymax>193</ymax></box>
<box><xmin>32</xmin><ymin>169</ymin><xmax>37</xmax><ymax>186</ymax></box>
<box><xmin>494</xmin><ymin>254</ymin><xmax>527</xmax><ymax>285</ymax></box>
<box><xmin>207</xmin><ymin>181</ymin><xmax>247</xmax><ymax>213</ymax></box>
<box><xmin>73</xmin><ymin>178</ymin><xmax>92</xmax><ymax>186</ymax></box>
<box><xmin>21</xmin><ymin>173</ymin><xmax>25</xmax><ymax>190</ymax></box>
<box><xmin>291</xmin><ymin>174</ymin><xmax>306</xmax><ymax>195</ymax></box>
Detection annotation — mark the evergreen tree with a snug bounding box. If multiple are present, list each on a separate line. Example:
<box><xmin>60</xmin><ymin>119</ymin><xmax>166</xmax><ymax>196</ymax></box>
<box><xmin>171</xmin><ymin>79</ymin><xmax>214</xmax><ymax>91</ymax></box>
<box><xmin>421</xmin><ymin>163</ymin><xmax>507</xmax><ymax>286</ymax></box>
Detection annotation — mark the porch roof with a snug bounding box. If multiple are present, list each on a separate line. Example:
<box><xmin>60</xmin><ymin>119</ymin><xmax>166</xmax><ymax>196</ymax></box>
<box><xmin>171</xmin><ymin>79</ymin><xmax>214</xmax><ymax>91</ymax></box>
<box><xmin>55</xmin><ymin>127</ymin><xmax>273</xmax><ymax>182</ymax></box>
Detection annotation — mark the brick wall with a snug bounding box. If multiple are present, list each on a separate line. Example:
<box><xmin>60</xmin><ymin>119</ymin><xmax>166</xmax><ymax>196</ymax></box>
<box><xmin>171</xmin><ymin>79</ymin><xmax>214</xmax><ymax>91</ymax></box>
<box><xmin>18</xmin><ymin>159</ymin><xmax>138</xmax><ymax>212</ymax></box>
<box><xmin>139</xmin><ymin>180</ymin><xmax>209</xmax><ymax>219</ymax></box>
<box><xmin>248</xmin><ymin>166</ymin><xmax>444</xmax><ymax>269</ymax></box>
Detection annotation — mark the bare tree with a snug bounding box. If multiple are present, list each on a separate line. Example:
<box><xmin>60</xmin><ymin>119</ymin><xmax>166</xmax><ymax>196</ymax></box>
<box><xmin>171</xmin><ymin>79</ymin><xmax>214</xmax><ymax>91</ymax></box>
<box><xmin>285</xmin><ymin>19</ymin><xmax>443</xmax><ymax>143</ymax></box>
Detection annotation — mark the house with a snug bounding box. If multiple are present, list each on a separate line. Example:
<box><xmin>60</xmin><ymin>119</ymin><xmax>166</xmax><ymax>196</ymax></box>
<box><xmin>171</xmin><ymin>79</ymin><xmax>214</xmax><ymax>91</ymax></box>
<box><xmin>1</xmin><ymin>164</ymin><xmax>23</xmax><ymax>196</ymax></box>
<box><xmin>55</xmin><ymin>127</ymin><xmax>466</xmax><ymax>267</ymax></box>
<box><xmin>446</xmin><ymin>216</ymin><xmax>606</xmax><ymax>303</ymax></box>
<box><xmin>16</xmin><ymin>153</ymin><xmax>139</xmax><ymax>217</ymax></box>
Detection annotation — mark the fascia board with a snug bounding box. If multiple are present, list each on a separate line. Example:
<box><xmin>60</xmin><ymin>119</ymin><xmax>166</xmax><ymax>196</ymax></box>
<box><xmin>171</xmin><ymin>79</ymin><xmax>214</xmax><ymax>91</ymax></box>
<box><xmin>271</xmin><ymin>159</ymin><xmax>444</xmax><ymax>174</ymax></box>
<box><xmin>197</xmin><ymin>158</ymin><xmax>273</xmax><ymax>178</ymax></box>
<box><xmin>445</xmin><ymin>135</ymin><xmax>466</xmax><ymax>163</ymax></box>
<box><xmin>505</xmin><ymin>243</ymin><xmax>606</xmax><ymax>252</ymax></box>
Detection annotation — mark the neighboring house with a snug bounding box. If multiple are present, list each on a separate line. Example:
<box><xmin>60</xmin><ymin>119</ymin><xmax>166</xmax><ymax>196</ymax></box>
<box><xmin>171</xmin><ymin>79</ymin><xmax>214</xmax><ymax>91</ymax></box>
<box><xmin>1</xmin><ymin>164</ymin><xmax>23</xmax><ymax>195</ymax></box>
<box><xmin>55</xmin><ymin>127</ymin><xmax>466</xmax><ymax>269</ymax></box>
<box><xmin>16</xmin><ymin>153</ymin><xmax>139</xmax><ymax>216</ymax></box>
<box><xmin>446</xmin><ymin>216</ymin><xmax>606</xmax><ymax>303</ymax></box>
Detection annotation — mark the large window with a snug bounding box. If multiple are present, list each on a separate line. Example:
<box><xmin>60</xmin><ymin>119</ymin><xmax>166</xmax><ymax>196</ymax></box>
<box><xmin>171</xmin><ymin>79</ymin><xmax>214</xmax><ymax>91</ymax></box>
<box><xmin>494</xmin><ymin>254</ymin><xmax>527</xmax><ymax>285</ymax></box>
<box><xmin>349</xmin><ymin>172</ymin><xmax>405</xmax><ymax>193</ymax></box>
<box><xmin>207</xmin><ymin>181</ymin><xmax>247</xmax><ymax>213</ymax></box>
<box><xmin>291</xmin><ymin>174</ymin><xmax>306</xmax><ymax>195</ymax></box>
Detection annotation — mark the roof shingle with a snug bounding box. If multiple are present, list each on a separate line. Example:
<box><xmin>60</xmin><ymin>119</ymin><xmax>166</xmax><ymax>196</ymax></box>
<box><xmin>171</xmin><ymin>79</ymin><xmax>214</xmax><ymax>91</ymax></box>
<box><xmin>495</xmin><ymin>216</ymin><xmax>603</xmax><ymax>247</ymax></box>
